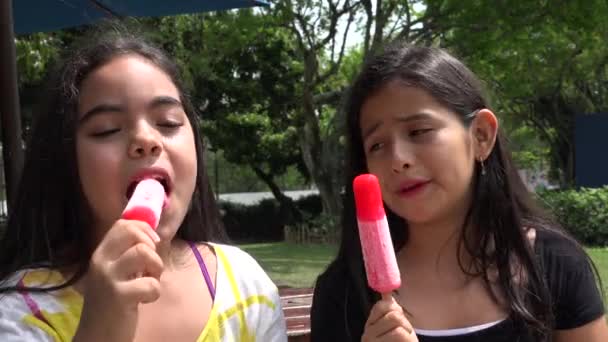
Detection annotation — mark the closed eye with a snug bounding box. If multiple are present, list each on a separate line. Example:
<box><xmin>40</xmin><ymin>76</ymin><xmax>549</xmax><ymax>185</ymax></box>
<box><xmin>410</xmin><ymin>128</ymin><xmax>433</xmax><ymax>137</ymax></box>
<box><xmin>90</xmin><ymin>128</ymin><xmax>120</xmax><ymax>138</ymax></box>
<box><xmin>158</xmin><ymin>121</ymin><xmax>184</xmax><ymax>128</ymax></box>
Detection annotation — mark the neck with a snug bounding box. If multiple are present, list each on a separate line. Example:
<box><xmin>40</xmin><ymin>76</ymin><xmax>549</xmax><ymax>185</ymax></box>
<box><xmin>156</xmin><ymin>238</ymin><xmax>191</xmax><ymax>270</ymax></box>
<box><xmin>399</xmin><ymin>210</ymin><xmax>474</xmax><ymax>274</ymax></box>
<box><xmin>404</xmin><ymin>220</ymin><xmax>460</xmax><ymax>261</ymax></box>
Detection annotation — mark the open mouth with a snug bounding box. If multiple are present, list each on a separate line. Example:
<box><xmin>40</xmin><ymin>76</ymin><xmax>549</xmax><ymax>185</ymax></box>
<box><xmin>126</xmin><ymin>176</ymin><xmax>171</xmax><ymax>200</ymax></box>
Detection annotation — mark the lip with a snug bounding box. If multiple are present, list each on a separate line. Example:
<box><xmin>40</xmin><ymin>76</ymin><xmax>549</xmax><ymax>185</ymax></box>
<box><xmin>126</xmin><ymin>167</ymin><xmax>173</xmax><ymax>200</ymax></box>
<box><xmin>396</xmin><ymin>179</ymin><xmax>431</xmax><ymax>197</ymax></box>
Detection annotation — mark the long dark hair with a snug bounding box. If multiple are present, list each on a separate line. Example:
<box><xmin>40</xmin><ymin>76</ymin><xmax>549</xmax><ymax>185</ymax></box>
<box><xmin>328</xmin><ymin>42</ymin><xmax>599</xmax><ymax>340</ymax></box>
<box><xmin>0</xmin><ymin>24</ymin><xmax>227</xmax><ymax>294</ymax></box>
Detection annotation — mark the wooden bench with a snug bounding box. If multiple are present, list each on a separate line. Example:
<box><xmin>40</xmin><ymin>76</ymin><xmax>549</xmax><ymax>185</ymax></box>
<box><xmin>280</xmin><ymin>287</ymin><xmax>313</xmax><ymax>342</ymax></box>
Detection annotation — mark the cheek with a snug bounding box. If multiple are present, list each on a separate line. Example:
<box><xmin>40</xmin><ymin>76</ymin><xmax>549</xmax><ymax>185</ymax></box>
<box><xmin>76</xmin><ymin>142</ymin><xmax>96</xmax><ymax>192</ymax></box>
<box><xmin>365</xmin><ymin>150</ymin><xmax>389</xmax><ymax>174</ymax></box>
<box><xmin>185</xmin><ymin>143</ymin><xmax>198</xmax><ymax>183</ymax></box>
<box><xmin>429</xmin><ymin>136</ymin><xmax>475</xmax><ymax>188</ymax></box>
<box><xmin>173</xmin><ymin>131</ymin><xmax>198</xmax><ymax>189</ymax></box>
<box><xmin>76</xmin><ymin>140</ymin><xmax>122</xmax><ymax>200</ymax></box>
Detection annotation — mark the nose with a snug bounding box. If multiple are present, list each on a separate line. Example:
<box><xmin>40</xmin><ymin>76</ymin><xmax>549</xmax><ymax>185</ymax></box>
<box><xmin>128</xmin><ymin>122</ymin><xmax>162</xmax><ymax>158</ymax></box>
<box><xmin>391</xmin><ymin>142</ymin><xmax>412</xmax><ymax>173</ymax></box>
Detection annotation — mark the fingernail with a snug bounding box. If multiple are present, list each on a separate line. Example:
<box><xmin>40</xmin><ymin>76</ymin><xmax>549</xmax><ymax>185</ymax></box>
<box><xmin>149</xmin><ymin>229</ymin><xmax>161</xmax><ymax>243</ymax></box>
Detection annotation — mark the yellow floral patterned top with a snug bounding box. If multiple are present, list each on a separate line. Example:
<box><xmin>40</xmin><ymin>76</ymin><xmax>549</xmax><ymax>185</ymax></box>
<box><xmin>0</xmin><ymin>243</ymin><xmax>287</xmax><ymax>341</ymax></box>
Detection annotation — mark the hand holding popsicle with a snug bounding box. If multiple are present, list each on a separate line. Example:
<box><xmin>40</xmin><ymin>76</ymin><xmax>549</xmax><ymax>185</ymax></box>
<box><xmin>74</xmin><ymin>180</ymin><xmax>166</xmax><ymax>342</ymax></box>
<box><xmin>354</xmin><ymin>174</ymin><xmax>417</xmax><ymax>341</ymax></box>
<box><xmin>362</xmin><ymin>296</ymin><xmax>418</xmax><ymax>342</ymax></box>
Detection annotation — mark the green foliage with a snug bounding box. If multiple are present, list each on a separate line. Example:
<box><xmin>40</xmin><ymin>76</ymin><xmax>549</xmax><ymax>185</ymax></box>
<box><xmin>329</xmin><ymin>46</ymin><xmax>363</xmax><ymax>87</ymax></box>
<box><xmin>538</xmin><ymin>187</ymin><xmax>608</xmax><ymax>246</ymax></box>
<box><xmin>436</xmin><ymin>0</ymin><xmax>608</xmax><ymax>186</ymax></box>
<box><xmin>506</xmin><ymin>125</ymin><xmax>550</xmax><ymax>170</ymax></box>
<box><xmin>15</xmin><ymin>33</ymin><xmax>61</xmax><ymax>85</ymax></box>
<box><xmin>220</xmin><ymin>193</ymin><xmax>323</xmax><ymax>242</ymax></box>
<box><xmin>206</xmin><ymin>149</ymin><xmax>308</xmax><ymax>193</ymax></box>
<box><xmin>150</xmin><ymin>11</ymin><xmax>307</xmax><ymax>182</ymax></box>
<box><xmin>221</xmin><ymin>199</ymin><xmax>284</xmax><ymax>242</ymax></box>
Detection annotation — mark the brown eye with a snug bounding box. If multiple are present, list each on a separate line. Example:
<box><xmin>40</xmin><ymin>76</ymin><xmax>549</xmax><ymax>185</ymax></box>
<box><xmin>369</xmin><ymin>142</ymin><xmax>384</xmax><ymax>153</ymax></box>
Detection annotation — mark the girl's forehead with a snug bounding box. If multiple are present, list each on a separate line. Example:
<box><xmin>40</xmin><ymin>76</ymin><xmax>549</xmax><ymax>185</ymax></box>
<box><xmin>77</xmin><ymin>55</ymin><xmax>180</xmax><ymax>114</ymax></box>
<box><xmin>360</xmin><ymin>84</ymin><xmax>446</xmax><ymax>120</ymax></box>
<box><xmin>357</xmin><ymin>85</ymin><xmax>468</xmax><ymax>141</ymax></box>
<box><xmin>83</xmin><ymin>55</ymin><xmax>171</xmax><ymax>87</ymax></box>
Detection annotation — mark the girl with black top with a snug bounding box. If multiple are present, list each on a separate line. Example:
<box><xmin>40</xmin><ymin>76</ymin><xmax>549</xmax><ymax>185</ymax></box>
<box><xmin>310</xmin><ymin>42</ymin><xmax>607</xmax><ymax>341</ymax></box>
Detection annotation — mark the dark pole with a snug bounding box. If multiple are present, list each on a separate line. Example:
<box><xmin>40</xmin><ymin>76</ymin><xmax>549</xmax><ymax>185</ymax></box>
<box><xmin>214</xmin><ymin>149</ymin><xmax>219</xmax><ymax>200</ymax></box>
<box><xmin>0</xmin><ymin>0</ymin><xmax>24</xmax><ymax>213</ymax></box>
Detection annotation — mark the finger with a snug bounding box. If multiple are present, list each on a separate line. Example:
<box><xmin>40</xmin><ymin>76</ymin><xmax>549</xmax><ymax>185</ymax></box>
<box><xmin>116</xmin><ymin>277</ymin><xmax>161</xmax><ymax>304</ymax></box>
<box><xmin>110</xmin><ymin>243</ymin><xmax>164</xmax><ymax>281</ymax></box>
<box><xmin>99</xmin><ymin>220</ymin><xmax>158</xmax><ymax>260</ymax></box>
<box><xmin>370</xmin><ymin>309</ymin><xmax>413</xmax><ymax>337</ymax></box>
<box><xmin>366</xmin><ymin>297</ymin><xmax>396</xmax><ymax>326</ymax></box>
<box><xmin>122</xmin><ymin>219</ymin><xmax>161</xmax><ymax>243</ymax></box>
<box><xmin>379</xmin><ymin>326</ymin><xmax>415</xmax><ymax>341</ymax></box>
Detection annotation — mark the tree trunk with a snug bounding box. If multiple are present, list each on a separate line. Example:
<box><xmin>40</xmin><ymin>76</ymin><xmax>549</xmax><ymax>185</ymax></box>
<box><xmin>251</xmin><ymin>165</ymin><xmax>302</xmax><ymax>226</ymax></box>
<box><xmin>295</xmin><ymin>50</ymin><xmax>344</xmax><ymax>233</ymax></box>
<box><xmin>530</xmin><ymin>94</ymin><xmax>576</xmax><ymax>188</ymax></box>
<box><xmin>297</xmin><ymin>110</ymin><xmax>343</xmax><ymax>232</ymax></box>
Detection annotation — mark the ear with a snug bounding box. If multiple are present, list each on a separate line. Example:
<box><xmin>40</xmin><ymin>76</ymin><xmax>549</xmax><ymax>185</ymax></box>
<box><xmin>470</xmin><ymin>109</ymin><xmax>498</xmax><ymax>160</ymax></box>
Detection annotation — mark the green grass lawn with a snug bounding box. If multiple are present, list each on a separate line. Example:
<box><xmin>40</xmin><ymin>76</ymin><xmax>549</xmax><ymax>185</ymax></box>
<box><xmin>587</xmin><ymin>247</ymin><xmax>608</xmax><ymax>298</ymax></box>
<box><xmin>240</xmin><ymin>242</ymin><xmax>338</xmax><ymax>288</ymax></box>
<box><xmin>241</xmin><ymin>242</ymin><xmax>608</xmax><ymax>300</ymax></box>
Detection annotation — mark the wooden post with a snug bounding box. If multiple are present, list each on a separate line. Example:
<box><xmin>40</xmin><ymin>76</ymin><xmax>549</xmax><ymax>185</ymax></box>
<box><xmin>0</xmin><ymin>0</ymin><xmax>25</xmax><ymax>213</ymax></box>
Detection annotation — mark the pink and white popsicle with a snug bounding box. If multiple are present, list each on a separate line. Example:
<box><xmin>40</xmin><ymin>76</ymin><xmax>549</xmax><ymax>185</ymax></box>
<box><xmin>353</xmin><ymin>174</ymin><xmax>401</xmax><ymax>296</ymax></box>
<box><xmin>121</xmin><ymin>179</ymin><xmax>165</xmax><ymax>230</ymax></box>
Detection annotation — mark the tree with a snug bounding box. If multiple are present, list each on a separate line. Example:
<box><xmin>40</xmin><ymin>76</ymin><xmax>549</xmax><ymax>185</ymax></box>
<box><xmin>272</xmin><ymin>0</ymin><xmax>437</xmax><ymax>230</ymax></box>
<box><xmin>433</xmin><ymin>0</ymin><xmax>608</xmax><ymax>187</ymax></box>
<box><xmin>15</xmin><ymin>27</ymin><xmax>96</xmax><ymax>135</ymax></box>
<box><xmin>14</xmin><ymin>32</ymin><xmax>62</xmax><ymax>136</ymax></box>
<box><xmin>152</xmin><ymin>11</ymin><xmax>308</xmax><ymax>223</ymax></box>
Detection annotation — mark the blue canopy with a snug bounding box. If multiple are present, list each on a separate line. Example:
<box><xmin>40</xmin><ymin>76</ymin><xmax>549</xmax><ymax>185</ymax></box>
<box><xmin>14</xmin><ymin>0</ymin><xmax>268</xmax><ymax>35</ymax></box>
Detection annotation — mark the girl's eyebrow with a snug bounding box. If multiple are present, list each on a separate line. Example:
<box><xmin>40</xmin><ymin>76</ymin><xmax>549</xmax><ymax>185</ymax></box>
<box><xmin>148</xmin><ymin>96</ymin><xmax>182</xmax><ymax>110</ymax></box>
<box><xmin>78</xmin><ymin>96</ymin><xmax>183</xmax><ymax>125</ymax></box>
<box><xmin>79</xmin><ymin>104</ymin><xmax>123</xmax><ymax>125</ymax></box>
<box><xmin>362</xmin><ymin>112</ymin><xmax>433</xmax><ymax>140</ymax></box>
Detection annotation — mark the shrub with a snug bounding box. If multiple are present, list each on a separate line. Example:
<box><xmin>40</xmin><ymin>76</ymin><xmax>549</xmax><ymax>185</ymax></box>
<box><xmin>294</xmin><ymin>194</ymin><xmax>323</xmax><ymax>216</ymax></box>
<box><xmin>219</xmin><ymin>199</ymin><xmax>284</xmax><ymax>242</ymax></box>
<box><xmin>537</xmin><ymin>187</ymin><xmax>608</xmax><ymax>246</ymax></box>
<box><xmin>219</xmin><ymin>194</ymin><xmax>325</xmax><ymax>243</ymax></box>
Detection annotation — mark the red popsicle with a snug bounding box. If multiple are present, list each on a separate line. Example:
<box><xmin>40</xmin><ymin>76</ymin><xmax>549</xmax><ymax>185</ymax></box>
<box><xmin>353</xmin><ymin>174</ymin><xmax>401</xmax><ymax>296</ymax></box>
<box><xmin>121</xmin><ymin>179</ymin><xmax>165</xmax><ymax>230</ymax></box>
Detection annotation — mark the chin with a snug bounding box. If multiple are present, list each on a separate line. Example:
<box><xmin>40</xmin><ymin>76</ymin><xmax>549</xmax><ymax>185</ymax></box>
<box><xmin>155</xmin><ymin>223</ymin><xmax>181</xmax><ymax>241</ymax></box>
<box><xmin>160</xmin><ymin>208</ymin><xmax>190</xmax><ymax>235</ymax></box>
<box><xmin>399</xmin><ymin>208</ymin><xmax>438</xmax><ymax>225</ymax></box>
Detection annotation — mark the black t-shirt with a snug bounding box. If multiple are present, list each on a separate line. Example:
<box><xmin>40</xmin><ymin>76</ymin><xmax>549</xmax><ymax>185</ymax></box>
<box><xmin>310</xmin><ymin>229</ymin><xmax>605</xmax><ymax>341</ymax></box>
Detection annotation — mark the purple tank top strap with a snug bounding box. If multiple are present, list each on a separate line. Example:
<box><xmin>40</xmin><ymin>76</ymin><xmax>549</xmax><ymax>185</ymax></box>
<box><xmin>188</xmin><ymin>241</ymin><xmax>216</xmax><ymax>299</ymax></box>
